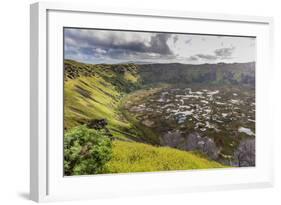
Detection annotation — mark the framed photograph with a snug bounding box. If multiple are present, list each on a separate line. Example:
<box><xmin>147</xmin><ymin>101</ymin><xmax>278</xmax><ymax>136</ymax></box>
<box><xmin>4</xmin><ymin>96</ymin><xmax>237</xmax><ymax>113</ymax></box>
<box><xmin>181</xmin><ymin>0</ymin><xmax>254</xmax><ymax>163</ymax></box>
<box><xmin>30</xmin><ymin>2</ymin><xmax>274</xmax><ymax>202</ymax></box>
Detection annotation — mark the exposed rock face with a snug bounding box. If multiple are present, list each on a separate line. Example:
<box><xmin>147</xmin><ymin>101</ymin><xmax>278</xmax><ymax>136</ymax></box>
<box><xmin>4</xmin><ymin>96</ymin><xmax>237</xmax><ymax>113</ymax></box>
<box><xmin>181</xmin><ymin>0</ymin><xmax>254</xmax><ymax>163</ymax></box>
<box><xmin>87</xmin><ymin>119</ymin><xmax>108</xmax><ymax>129</ymax></box>
<box><xmin>160</xmin><ymin>130</ymin><xmax>183</xmax><ymax>148</ymax></box>
<box><xmin>199</xmin><ymin>137</ymin><xmax>219</xmax><ymax>160</ymax></box>
<box><xmin>183</xmin><ymin>133</ymin><xmax>201</xmax><ymax>151</ymax></box>
<box><xmin>160</xmin><ymin>131</ymin><xmax>219</xmax><ymax>160</ymax></box>
<box><xmin>64</xmin><ymin>63</ymin><xmax>80</xmax><ymax>79</ymax></box>
<box><xmin>183</xmin><ymin>133</ymin><xmax>219</xmax><ymax>160</ymax></box>
<box><xmin>86</xmin><ymin>119</ymin><xmax>113</xmax><ymax>140</ymax></box>
<box><xmin>111</xmin><ymin>65</ymin><xmax>127</xmax><ymax>73</ymax></box>
<box><xmin>233</xmin><ymin>139</ymin><xmax>255</xmax><ymax>167</ymax></box>
<box><xmin>64</xmin><ymin>61</ymin><xmax>96</xmax><ymax>80</ymax></box>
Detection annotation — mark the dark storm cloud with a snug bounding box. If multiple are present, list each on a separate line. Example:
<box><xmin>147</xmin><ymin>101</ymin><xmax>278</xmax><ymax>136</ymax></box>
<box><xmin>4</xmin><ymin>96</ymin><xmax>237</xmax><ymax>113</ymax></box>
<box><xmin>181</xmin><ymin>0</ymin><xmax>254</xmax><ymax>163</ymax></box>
<box><xmin>214</xmin><ymin>47</ymin><xmax>235</xmax><ymax>59</ymax></box>
<box><xmin>64</xmin><ymin>29</ymin><xmax>174</xmax><ymax>61</ymax></box>
<box><xmin>65</xmin><ymin>30</ymin><xmax>146</xmax><ymax>53</ymax></box>
<box><xmin>148</xmin><ymin>33</ymin><xmax>173</xmax><ymax>55</ymax></box>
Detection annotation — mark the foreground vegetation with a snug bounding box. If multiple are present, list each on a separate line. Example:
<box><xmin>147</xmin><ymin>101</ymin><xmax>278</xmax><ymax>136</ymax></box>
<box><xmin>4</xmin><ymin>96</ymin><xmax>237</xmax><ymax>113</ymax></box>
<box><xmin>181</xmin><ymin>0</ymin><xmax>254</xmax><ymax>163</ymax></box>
<box><xmin>64</xmin><ymin>126</ymin><xmax>225</xmax><ymax>176</ymax></box>
<box><xmin>64</xmin><ymin>125</ymin><xmax>113</xmax><ymax>175</ymax></box>
<box><xmin>105</xmin><ymin>140</ymin><xmax>225</xmax><ymax>174</ymax></box>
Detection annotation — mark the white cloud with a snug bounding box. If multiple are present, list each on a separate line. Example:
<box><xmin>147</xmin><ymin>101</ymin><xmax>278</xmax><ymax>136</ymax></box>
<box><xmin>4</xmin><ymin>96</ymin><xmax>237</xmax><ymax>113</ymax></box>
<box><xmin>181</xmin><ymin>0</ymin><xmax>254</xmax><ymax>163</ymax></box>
<box><xmin>64</xmin><ymin>28</ymin><xmax>256</xmax><ymax>64</ymax></box>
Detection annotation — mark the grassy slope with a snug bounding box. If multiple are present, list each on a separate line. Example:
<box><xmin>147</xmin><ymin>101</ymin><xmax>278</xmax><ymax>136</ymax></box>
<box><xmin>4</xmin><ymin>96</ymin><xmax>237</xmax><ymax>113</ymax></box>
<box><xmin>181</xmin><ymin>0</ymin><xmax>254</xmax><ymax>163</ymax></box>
<box><xmin>64</xmin><ymin>60</ymin><xmax>142</xmax><ymax>140</ymax></box>
<box><xmin>105</xmin><ymin>140</ymin><xmax>225</xmax><ymax>173</ymax></box>
<box><xmin>64</xmin><ymin>60</ymin><xmax>226</xmax><ymax>172</ymax></box>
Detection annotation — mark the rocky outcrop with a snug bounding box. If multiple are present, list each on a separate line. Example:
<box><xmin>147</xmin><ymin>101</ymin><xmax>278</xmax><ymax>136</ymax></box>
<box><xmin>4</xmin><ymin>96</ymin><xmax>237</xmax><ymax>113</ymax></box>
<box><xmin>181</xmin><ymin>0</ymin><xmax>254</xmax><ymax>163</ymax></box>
<box><xmin>233</xmin><ymin>139</ymin><xmax>255</xmax><ymax>167</ymax></box>
<box><xmin>160</xmin><ymin>131</ymin><xmax>219</xmax><ymax>160</ymax></box>
<box><xmin>87</xmin><ymin>119</ymin><xmax>113</xmax><ymax>140</ymax></box>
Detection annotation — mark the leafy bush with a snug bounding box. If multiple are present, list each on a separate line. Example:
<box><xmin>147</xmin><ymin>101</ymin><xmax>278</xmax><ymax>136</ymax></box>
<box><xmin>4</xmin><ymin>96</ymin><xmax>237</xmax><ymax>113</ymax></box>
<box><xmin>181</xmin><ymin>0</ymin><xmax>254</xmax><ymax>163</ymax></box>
<box><xmin>64</xmin><ymin>125</ymin><xmax>112</xmax><ymax>175</ymax></box>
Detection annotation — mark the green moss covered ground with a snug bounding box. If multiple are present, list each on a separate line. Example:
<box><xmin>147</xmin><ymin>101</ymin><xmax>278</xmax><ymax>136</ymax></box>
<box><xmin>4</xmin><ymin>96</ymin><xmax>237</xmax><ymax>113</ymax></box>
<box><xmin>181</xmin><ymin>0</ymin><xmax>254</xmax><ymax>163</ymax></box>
<box><xmin>105</xmin><ymin>140</ymin><xmax>225</xmax><ymax>173</ymax></box>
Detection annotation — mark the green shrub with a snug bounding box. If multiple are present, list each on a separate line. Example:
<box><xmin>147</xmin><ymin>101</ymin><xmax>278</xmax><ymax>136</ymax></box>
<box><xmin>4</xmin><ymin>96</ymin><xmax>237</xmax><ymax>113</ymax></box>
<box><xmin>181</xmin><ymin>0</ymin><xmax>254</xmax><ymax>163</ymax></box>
<box><xmin>64</xmin><ymin>125</ymin><xmax>112</xmax><ymax>175</ymax></box>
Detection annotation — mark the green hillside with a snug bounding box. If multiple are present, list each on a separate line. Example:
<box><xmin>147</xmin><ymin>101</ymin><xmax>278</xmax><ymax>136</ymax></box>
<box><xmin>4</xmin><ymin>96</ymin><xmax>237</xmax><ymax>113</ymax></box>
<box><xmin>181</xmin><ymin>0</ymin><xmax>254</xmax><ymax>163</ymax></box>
<box><xmin>64</xmin><ymin>60</ymin><xmax>142</xmax><ymax>141</ymax></box>
<box><xmin>105</xmin><ymin>140</ymin><xmax>225</xmax><ymax>173</ymax></box>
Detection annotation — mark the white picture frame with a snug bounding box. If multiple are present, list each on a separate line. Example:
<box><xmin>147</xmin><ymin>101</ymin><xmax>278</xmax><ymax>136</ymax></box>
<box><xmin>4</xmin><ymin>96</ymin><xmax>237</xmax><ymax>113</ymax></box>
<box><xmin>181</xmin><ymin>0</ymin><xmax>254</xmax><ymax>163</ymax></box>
<box><xmin>30</xmin><ymin>1</ymin><xmax>274</xmax><ymax>202</ymax></box>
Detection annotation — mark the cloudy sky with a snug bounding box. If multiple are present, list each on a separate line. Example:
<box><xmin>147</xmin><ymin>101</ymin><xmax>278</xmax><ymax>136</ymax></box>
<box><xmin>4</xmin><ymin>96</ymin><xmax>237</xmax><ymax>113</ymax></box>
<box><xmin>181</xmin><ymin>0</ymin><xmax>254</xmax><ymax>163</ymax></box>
<box><xmin>64</xmin><ymin>28</ymin><xmax>256</xmax><ymax>64</ymax></box>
